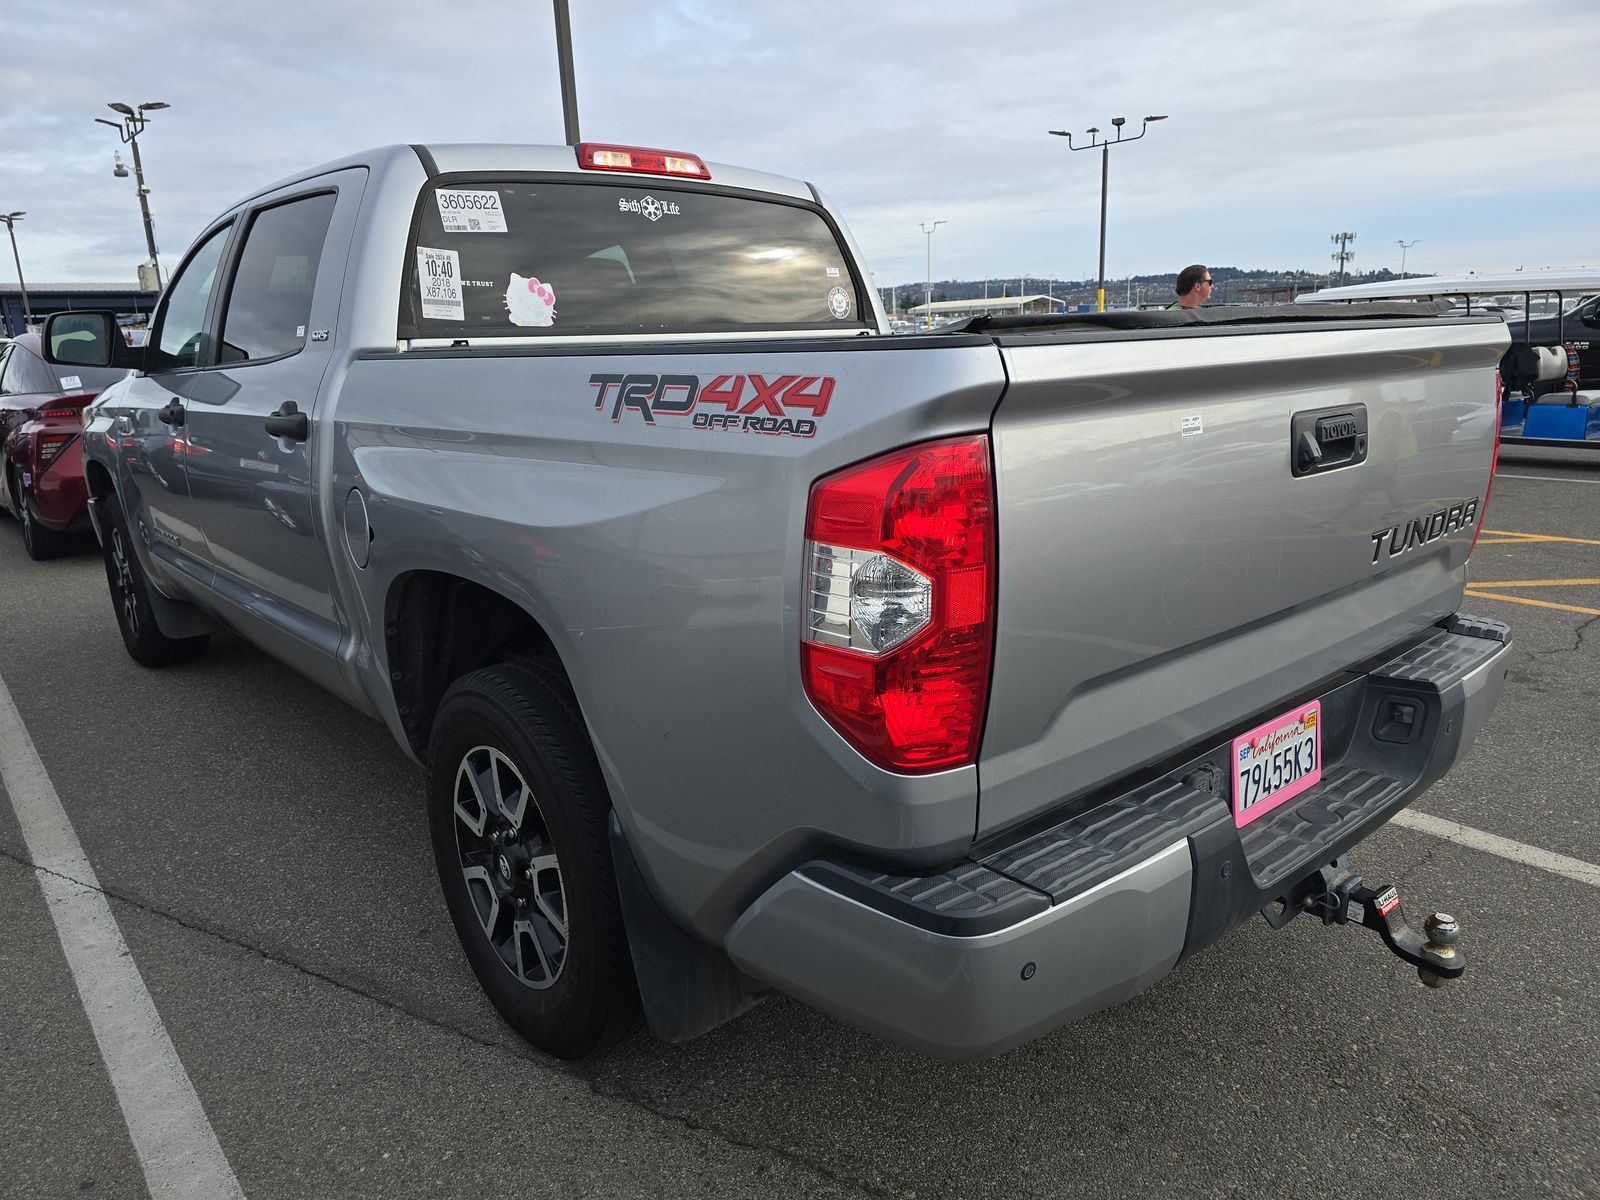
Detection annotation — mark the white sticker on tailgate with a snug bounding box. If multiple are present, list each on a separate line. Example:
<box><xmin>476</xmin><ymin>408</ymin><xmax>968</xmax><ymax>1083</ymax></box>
<box><xmin>435</xmin><ymin>189</ymin><xmax>507</xmax><ymax>233</ymax></box>
<box><xmin>416</xmin><ymin>247</ymin><xmax>464</xmax><ymax>321</ymax></box>
<box><xmin>59</xmin><ymin>375</ymin><xmax>82</xmax><ymax>389</ymax></box>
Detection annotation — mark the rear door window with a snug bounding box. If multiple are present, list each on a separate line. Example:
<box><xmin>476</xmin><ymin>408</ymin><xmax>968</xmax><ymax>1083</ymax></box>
<box><xmin>401</xmin><ymin>180</ymin><xmax>866</xmax><ymax>339</ymax></box>
<box><xmin>219</xmin><ymin>193</ymin><xmax>338</xmax><ymax>364</ymax></box>
<box><xmin>0</xmin><ymin>343</ymin><xmax>59</xmax><ymax>395</ymax></box>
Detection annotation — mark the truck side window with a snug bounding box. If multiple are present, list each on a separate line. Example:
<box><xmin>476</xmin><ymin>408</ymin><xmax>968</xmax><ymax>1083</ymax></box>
<box><xmin>218</xmin><ymin>193</ymin><xmax>338</xmax><ymax>365</ymax></box>
<box><xmin>149</xmin><ymin>224</ymin><xmax>233</xmax><ymax>372</ymax></box>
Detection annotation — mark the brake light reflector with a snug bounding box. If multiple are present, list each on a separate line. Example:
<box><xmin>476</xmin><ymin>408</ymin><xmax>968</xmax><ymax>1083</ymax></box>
<box><xmin>577</xmin><ymin>142</ymin><xmax>711</xmax><ymax>180</ymax></box>
<box><xmin>802</xmin><ymin>436</ymin><xmax>994</xmax><ymax>773</ymax></box>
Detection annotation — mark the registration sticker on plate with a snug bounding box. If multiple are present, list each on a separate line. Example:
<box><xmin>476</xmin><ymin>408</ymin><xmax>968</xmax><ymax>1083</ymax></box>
<box><xmin>1231</xmin><ymin>701</ymin><xmax>1321</xmax><ymax>828</ymax></box>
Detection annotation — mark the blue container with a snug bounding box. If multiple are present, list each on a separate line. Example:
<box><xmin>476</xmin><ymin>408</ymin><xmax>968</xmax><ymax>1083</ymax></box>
<box><xmin>1501</xmin><ymin>398</ymin><xmax>1527</xmax><ymax>429</ymax></box>
<box><xmin>1522</xmin><ymin>404</ymin><xmax>1591</xmax><ymax>441</ymax></box>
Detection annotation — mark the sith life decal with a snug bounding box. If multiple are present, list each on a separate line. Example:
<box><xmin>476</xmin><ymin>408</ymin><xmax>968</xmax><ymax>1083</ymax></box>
<box><xmin>589</xmin><ymin>373</ymin><xmax>834</xmax><ymax>438</ymax></box>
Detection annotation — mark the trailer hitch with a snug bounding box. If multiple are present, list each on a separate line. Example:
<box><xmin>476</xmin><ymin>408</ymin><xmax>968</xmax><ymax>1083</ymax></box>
<box><xmin>1298</xmin><ymin>858</ymin><xmax>1464</xmax><ymax>986</ymax></box>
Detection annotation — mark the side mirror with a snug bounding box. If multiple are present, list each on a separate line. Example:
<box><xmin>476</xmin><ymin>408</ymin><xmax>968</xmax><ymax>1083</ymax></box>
<box><xmin>1584</xmin><ymin>303</ymin><xmax>1600</xmax><ymax>330</ymax></box>
<box><xmin>42</xmin><ymin>310</ymin><xmax>142</xmax><ymax>371</ymax></box>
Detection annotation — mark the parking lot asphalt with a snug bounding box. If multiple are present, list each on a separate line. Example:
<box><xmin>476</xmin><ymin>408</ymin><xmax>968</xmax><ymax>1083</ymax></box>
<box><xmin>1</xmin><ymin>451</ymin><xmax>1597</xmax><ymax>1200</ymax></box>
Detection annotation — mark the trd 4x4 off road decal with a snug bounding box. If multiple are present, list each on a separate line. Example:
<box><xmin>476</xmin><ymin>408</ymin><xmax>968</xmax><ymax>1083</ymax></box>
<box><xmin>589</xmin><ymin>373</ymin><xmax>834</xmax><ymax>437</ymax></box>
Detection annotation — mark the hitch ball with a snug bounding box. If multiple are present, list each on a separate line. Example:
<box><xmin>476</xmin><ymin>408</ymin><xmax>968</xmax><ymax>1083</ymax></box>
<box><xmin>1418</xmin><ymin>912</ymin><xmax>1461</xmax><ymax>989</ymax></box>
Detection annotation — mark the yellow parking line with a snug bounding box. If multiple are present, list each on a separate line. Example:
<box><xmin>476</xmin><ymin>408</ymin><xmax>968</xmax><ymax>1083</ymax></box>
<box><xmin>1481</xmin><ymin>529</ymin><xmax>1600</xmax><ymax>546</ymax></box>
<box><xmin>1462</xmin><ymin>590</ymin><xmax>1600</xmax><ymax>617</ymax></box>
<box><xmin>1465</xmin><ymin>579</ymin><xmax>1600</xmax><ymax>588</ymax></box>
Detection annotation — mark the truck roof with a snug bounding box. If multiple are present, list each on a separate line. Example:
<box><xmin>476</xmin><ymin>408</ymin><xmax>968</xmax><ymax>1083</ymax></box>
<box><xmin>237</xmin><ymin>143</ymin><xmax>816</xmax><ymax>210</ymax></box>
<box><xmin>1298</xmin><ymin>267</ymin><xmax>1600</xmax><ymax>303</ymax></box>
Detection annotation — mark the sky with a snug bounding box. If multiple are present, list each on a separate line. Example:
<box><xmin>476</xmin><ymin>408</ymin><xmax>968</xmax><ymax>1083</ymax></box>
<box><xmin>3</xmin><ymin>0</ymin><xmax>1598</xmax><ymax>291</ymax></box>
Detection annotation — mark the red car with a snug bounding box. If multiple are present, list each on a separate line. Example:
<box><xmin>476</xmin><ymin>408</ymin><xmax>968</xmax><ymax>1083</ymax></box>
<box><xmin>0</xmin><ymin>333</ymin><xmax>127</xmax><ymax>559</ymax></box>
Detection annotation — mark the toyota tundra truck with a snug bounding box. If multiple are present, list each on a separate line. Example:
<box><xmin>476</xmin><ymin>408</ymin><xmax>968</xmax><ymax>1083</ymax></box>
<box><xmin>42</xmin><ymin>141</ymin><xmax>1512</xmax><ymax>1060</ymax></box>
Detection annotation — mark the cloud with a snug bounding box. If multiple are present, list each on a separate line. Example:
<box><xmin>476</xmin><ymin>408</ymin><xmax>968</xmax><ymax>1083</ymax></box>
<box><xmin>2</xmin><ymin>0</ymin><xmax>1595</xmax><ymax>285</ymax></box>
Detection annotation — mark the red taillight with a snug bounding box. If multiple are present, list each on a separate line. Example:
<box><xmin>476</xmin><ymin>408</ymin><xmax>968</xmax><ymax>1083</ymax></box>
<box><xmin>38</xmin><ymin>407</ymin><xmax>82</xmax><ymax>422</ymax></box>
<box><xmin>577</xmin><ymin>142</ymin><xmax>711</xmax><ymax>180</ymax></box>
<box><xmin>1468</xmin><ymin>369</ymin><xmax>1503</xmax><ymax>557</ymax></box>
<box><xmin>801</xmin><ymin>436</ymin><xmax>994</xmax><ymax>773</ymax></box>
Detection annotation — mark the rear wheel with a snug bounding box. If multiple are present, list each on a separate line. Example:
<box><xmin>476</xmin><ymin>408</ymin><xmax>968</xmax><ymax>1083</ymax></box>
<box><xmin>427</xmin><ymin>661</ymin><xmax>639</xmax><ymax>1059</ymax></box>
<box><xmin>17</xmin><ymin>486</ymin><xmax>72</xmax><ymax>561</ymax></box>
<box><xmin>101</xmin><ymin>500</ymin><xmax>209</xmax><ymax>666</ymax></box>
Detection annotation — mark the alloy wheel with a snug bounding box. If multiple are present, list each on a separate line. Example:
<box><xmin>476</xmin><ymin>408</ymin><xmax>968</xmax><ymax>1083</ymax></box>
<box><xmin>108</xmin><ymin>524</ymin><xmax>140</xmax><ymax>639</ymax></box>
<box><xmin>452</xmin><ymin>745</ymin><xmax>568</xmax><ymax>990</ymax></box>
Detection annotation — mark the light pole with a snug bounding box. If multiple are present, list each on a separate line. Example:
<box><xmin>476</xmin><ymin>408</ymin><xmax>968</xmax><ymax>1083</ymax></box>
<box><xmin>1049</xmin><ymin>115</ymin><xmax>1167</xmax><ymax>313</ymax></box>
<box><xmin>96</xmin><ymin>101</ymin><xmax>170</xmax><ymax>290</ymax></box>
<box><xmin>1396</xmin><ymin>239</ymin><xmax>1419</xmax><ymax>278</ymax></box>
<box><xmin>552</xmin><ymin>0</ymin><xmax>580</xmax><ymax>143</ymax></box>
<box><xmin>0</xmin><ymin>212</ymin><xmax>30</xmax><ymax>334</ymax></box>
<box><xmin>920</xmin><ymin>220</ymin><xmax>946</xmax><ymax>329</ymax></box>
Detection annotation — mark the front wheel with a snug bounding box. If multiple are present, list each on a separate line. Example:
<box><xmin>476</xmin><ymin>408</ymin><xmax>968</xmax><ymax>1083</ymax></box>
<box><xmin>427</xmin><ymin>661</ymin><xmax>639</xmax><ymax>1059</ymax></box>
<box><xmin>100</xmin><ymin>500</ymin><xmax>209</xmax><ymax>666</ymax></box>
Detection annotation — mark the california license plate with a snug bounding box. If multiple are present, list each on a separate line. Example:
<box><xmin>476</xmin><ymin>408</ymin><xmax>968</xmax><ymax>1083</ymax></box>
<box><xmin>1231</xmin><ymin>701</ymin><xmax>1321</xmax><ymax>828</ymax></box>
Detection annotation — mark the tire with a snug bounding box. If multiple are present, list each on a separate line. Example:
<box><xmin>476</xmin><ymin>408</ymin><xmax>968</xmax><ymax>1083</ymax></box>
<box><xmin>18</xmin><ymin>486</ymin><xmax>73</xmax><ymax>561</ymax></box>
<box><xmin>100</xmin><ymin>500</ymin><xmax>210</xmax><ymax>666</ymax></box>
<box><xmin>427</xmin><ymin>660</ymin><xmax>639</xmax><ymax>1059</ymax></box>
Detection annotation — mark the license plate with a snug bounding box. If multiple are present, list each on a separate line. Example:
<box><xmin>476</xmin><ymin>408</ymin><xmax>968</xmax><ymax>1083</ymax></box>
<box><xmin>1231</xmin><ymin>701</ymin><xmax>1321</xmax><ymax>828</ymax></box>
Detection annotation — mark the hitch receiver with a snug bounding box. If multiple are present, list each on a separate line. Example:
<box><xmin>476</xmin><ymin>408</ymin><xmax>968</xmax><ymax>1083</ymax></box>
<box><xmin>1297</xmin><ymin>858</ymin><xmax>1465</xmax><ymax>987</ymax></box>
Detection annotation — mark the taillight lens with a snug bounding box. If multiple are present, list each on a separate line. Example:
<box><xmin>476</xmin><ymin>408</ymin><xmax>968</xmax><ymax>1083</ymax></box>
<box><xmin>38</xmin><ymin>434</ymin><xmax>73</xmax><ymax>468</ymax></box>
<box><xmin>1468</xmin><ymin>369</ymin><xmax>1502</xmax><ymax>557</ymax></box>
<box><xmin>802</xmin><ymin>436</ymin><xmax>994</xmax><ymax>773</ymax></box>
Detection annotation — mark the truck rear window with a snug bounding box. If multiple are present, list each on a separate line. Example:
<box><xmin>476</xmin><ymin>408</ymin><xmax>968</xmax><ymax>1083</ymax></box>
<box><xmin>400</xmin><ymin>179</ymin><xmax>867</xmax><ymax>339</ymax></box>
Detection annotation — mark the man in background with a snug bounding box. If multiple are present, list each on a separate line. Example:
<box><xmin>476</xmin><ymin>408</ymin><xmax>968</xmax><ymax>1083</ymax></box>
<box><xmin>1173</xmin><ymin>265</ymin><xmax>1214</xmax><ymax>309</ymax></box>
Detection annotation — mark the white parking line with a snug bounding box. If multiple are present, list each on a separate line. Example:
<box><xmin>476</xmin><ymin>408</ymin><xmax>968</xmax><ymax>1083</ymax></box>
<box><xmin>1393</xmin><ymin>809</ymin><xmax>1600</xmax><ymax>889</ymax></box>
<box><xmin>0</xmin><ymin>673</ymin><xmax>245</xmax><ymax>1200</ymax></box>
<box><xmin>1496</xmin><ymin>472</ymin><xmax>1600</xmax><ymax>484</ymax></box>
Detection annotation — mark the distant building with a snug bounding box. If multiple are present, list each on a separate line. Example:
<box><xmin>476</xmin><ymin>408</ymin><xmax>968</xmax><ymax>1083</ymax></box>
<box><xmin>906</xmin><ymin>294</ymin><xmax>1067</xmax><ymax>322</ymax></box>
<box><xmin>1</xmin><ymin>282</ymin><xmax>159</xmax><ymax>336</ymax></box>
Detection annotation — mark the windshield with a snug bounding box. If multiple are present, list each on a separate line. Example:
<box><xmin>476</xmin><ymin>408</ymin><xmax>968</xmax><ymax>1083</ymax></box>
<box><xmin>400</xmin><ymin>179</ymin><xmax>867</xmax><ymax>340</ymax></box>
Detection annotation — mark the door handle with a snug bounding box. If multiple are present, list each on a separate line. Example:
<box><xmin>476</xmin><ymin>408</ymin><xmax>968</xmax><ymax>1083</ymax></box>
<box><xmin>264</xmin><ymin>401</ymin><xmax>309</xmax><ymax>442</ymax></box>
<box><xmin>1290</xmin><ymin>405</ymin><xmax>1368</xmax><ymax>477</ymax></box>
<box><xmin>158</xmin><ymin>398</ymin><xmax>185</xmax><ymax>427</ymax></box>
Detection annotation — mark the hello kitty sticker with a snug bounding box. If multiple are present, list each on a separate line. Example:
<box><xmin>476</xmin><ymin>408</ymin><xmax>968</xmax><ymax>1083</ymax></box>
<box><xmin>505</xmin><ymin>274</ymin><xmax>557</xmax><ymax>327</ymax></box>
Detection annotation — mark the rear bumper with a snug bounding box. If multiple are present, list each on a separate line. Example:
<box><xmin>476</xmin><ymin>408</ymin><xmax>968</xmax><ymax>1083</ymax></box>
<box><xmin>31</xmin><ymin>449</ymin><xmax>89</xmax><ymax>530</ymax></box>
<box><xmin>33</xmin><ymin>476</ymin><xmax>90</xmax><ymax>530</ymax></box>
<box><xmin>724</xmin><ymin>616</ymin><xmax>1511</xmax><ymax>1059</ymax></box>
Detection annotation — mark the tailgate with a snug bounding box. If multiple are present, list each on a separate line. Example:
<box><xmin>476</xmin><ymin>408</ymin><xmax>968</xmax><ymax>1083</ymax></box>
<box><xmin>978</xmin><ymin>319</ymin><xmax>1508</xmax><ymax>836</ymax></box>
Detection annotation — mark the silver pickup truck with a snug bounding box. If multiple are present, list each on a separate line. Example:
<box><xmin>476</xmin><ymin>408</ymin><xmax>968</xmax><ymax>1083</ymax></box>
<box><xmin>43</xmin><ymin>142</ymin><xmax>1512</xmax><ymax>1060</ymax></box>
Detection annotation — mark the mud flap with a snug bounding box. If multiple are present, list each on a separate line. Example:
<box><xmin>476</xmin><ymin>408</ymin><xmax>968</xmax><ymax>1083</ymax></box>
<box><xmin>608</xmin><ymin>814</ymin><xmax>766</xmax><ymax>1043</ymax></box>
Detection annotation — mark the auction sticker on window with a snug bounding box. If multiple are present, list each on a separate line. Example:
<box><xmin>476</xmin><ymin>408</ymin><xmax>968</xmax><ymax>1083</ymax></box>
<box><xmin>1231</xmin><ymin>701</ymin><xmax>1321</xmax><ymax>828</ymax></box>
<box><xmin>435</xmin><ymin>189</ymin><xmax>507</xmax><ymax>233</ymax></box>
<box><xmin>416</xmin><ymin>247</ymin><xmax>464</xmax><ymax>321</ymax></box>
